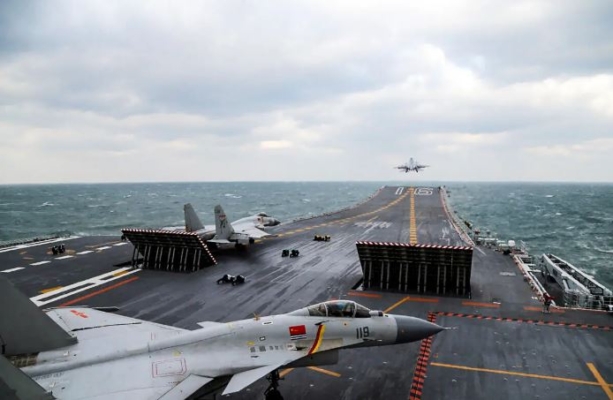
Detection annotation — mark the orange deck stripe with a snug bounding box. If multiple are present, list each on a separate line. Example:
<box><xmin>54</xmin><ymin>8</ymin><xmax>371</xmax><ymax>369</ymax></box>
<box><xmin>347</xmin><ymin>291</ymin><xmax>382</xmax><ymax>298</ymax></box>
<box><xmin>307</xmin><ymin>366</ymin><xmax>341</xmax><ymax>378</ymax></box>
<box><xmin>59</xmin><ymin>276</ymin><xmax>139</xmax><ymax>306</ymax></box>
<box><xmin>462</xmin><ymin>301</ymin><xmax>500</xmax><ymax>308</ymax></box>
<box><xmin>406</xmin><ymin>297</ymin><xmax>439</xmax><ymax>303</ymax></box>
<box><xmin>524</xmin><ymin>306</ymin><xmax>564</xmax><ymax>314</ymax></box>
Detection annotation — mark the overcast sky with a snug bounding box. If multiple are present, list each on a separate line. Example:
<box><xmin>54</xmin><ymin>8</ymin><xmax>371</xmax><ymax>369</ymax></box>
<box><xmin>1</xmin><ymin>1</ymin><xmax>612</xmax><ymax>183</ymax></box>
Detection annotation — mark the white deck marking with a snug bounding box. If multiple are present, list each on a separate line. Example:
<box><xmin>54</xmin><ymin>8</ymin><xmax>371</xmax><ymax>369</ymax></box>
<box><xmin>415</xmin><ymin>187</ymin><xmax>433</xmax><ymax>196</ymax></box>
<box><xmin>96</xmin><ymin>246</ymin><xmax>112</xmax><ymax>250</ymax></box>
<box><xmin>475</xmin><ymin>246</ymin><xmax>486</xmax><ymax>255</ymax></box>
<box><xmin>30</xmin><ymin>267</ymin><xmax>141</xmax><ymax>307</ymax></box>
<box><xmin>30</xmin><ymin>261</ymin><xmax>51</xmax><ymax>266</ymax></box>
<box><xmin>113</xmin><ymin>242</ymin><xmax>128</xmax><ymax>246</ymax></box>
<box><xmin>395</xmin><ymin>187</ymin><xmax>405</xmax><ymax>196</ymax></box>
<box><xmin>76</xmin><ymin>250</ymin><xmax>94</xmax><ymax>255</ymax></box>
<box><xmin>1</xmin><ymin>267</ymin><xmax>25</xmax><ymax>273</ymax></box>
<box><xmin>0</xmin><ymin>236</ymin><xmax>80</xmax><ymax>254</ymax></box>
<box><xmin>55</xmin><ymin>255</ymin><xmax>74</xmax><ymax>260</ymax></box>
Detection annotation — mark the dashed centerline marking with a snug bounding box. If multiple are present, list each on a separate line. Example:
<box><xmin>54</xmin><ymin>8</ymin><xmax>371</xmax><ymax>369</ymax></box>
<box><xmin>96</xmin><ymin>246</ymin><xmax>112</xmax><ymax>251</ymax></box>
<box><xmin>30</xmin><ymin>261</ymin><xmax>51</xmax><ymax>266</ymax></box>
<box><xmin>409</xmin><ymin>187</ymin><xmax>417</xmax><ymax>244</ymax></box>
<box><xmin>76</xmin><ymin>250</ymin><xmax>94</xmax><ymax>255</ymax></box>
<box><xmin>1</xmin><ymin>267</ymin><xmax>25</xmax><ymax>273</ymax></box>
<box><xmin>55</xmin><ymin>255</ymin><xmax>74</xmax><ymax>260</ymax></box>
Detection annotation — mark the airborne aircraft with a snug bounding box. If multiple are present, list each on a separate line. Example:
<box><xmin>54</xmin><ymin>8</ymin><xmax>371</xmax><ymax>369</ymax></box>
<box><xmin>0</xmin><ymin>277</ymin><xmax>444</xmax><ymax>400</ymax></box>
<box><xmin>395</xmin><ymin>158</ymin><xmax>429</xmax><ymax>173</ymax></box>
<box><xmin>163</xmin><ymin>203</ymin><xmax>280</xmax><ymax>247</ymax></box>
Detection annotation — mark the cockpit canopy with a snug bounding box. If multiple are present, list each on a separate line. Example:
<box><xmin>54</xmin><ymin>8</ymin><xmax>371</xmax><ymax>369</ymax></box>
<box><xmin>257</xmin><ymin>212</ymin><xmax>269</xmax><ymax>217</ymax></box>
<box><xmin>290</xmin><ymin>300</ymin><xmax>373</xmax><ymax>318</ymax></box>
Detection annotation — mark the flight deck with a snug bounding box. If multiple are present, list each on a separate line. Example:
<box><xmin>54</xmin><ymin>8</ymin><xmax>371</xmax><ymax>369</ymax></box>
<box><xmin>1</xmin><ymin>186</ymin><xmax>612</xmax><ymax>400</ymax></box>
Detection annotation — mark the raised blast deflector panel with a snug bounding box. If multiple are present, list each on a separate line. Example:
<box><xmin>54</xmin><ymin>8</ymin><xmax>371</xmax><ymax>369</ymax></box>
<box><xmin>122</xmin><ymin>229</ymin><xmax>217</xmax><ymax>272</ymax></box>
<box><xmin>356</xmin><ymin>242</ymin><xmax>473</xmax><ymax>297</ymax></box>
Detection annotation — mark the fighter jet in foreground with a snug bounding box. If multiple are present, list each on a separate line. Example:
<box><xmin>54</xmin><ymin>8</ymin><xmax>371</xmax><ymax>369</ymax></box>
<box><xmin>395</xmin><ymin>158</ymin><xmax>429</xmax><ymax>173</ymax></box>
<box><xmin>164</xmin><ymin>203</ymin><xmax>280</xmax><ymax>246</ymax></box>
<box><xmin>0</xmin><ymin>277</ymin><xmax>444</xmax><ymax>400</ymax></box>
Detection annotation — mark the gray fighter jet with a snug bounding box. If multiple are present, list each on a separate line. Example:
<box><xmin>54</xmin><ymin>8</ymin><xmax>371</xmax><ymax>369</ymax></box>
<box><xmin>164</xmin><ymin>203</ymin><xmax>280</xmax><ymax>246</ymax></box>
<box><xmin>395</xmin><ymin>158</ymin><xmax>429</xmax><ymax>173</ymax></box>
<box><xmin>0</xmin><ymin>277</ymin><xmax>444</xmax><ymax>400</ymax></box>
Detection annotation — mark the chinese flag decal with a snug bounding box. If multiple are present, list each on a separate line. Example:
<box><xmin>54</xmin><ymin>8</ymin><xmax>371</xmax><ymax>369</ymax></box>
<box><xmin>289</xmin><ymin>325</ymin><xmax>306</xmax><ymax>336</ymax></box>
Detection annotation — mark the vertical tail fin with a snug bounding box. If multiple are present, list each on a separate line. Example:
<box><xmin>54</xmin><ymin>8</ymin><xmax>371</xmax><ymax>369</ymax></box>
<box><xmin>213</xmin><ymin>205</ymin><xmax>234</xmax><ymax>240</ymax></box>
<box><xmin>0</xmin><ymin>276</ymin><xmax>76</xmax><ymax>357</ymax></box>
<box><xmin>184</xmin><ymin>203</ymin><xmax>205</xmax><ymax>232</ymax></box>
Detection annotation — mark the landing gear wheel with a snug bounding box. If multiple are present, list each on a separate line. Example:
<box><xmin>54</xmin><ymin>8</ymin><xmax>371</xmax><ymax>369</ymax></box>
<box><xmin>264</xmin><ymin>388</ymin><xmax>283</xmax><ymax>400</ymax></box>
<box><xmin>264</xmin><ymin>370</ymin><xmax>284</xmax><ymax>400</ymax></box>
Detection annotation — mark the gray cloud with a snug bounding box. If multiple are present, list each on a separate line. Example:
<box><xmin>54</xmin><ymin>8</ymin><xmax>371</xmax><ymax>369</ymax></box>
<box><xmin>0</xmin><ymin>0</ymin><xmax>612</xmax><ymax>183</ymax></box>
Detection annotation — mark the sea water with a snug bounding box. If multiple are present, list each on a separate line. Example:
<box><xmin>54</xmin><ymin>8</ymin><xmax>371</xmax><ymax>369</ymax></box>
<box><xmin>0</xmin><ymin>181</ymin><xmax>611</xmax><ymax>288</ymax></box>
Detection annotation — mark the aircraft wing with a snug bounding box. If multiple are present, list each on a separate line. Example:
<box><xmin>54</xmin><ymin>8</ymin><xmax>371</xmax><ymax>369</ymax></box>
<box><xmin>158</xmin><ymin>375</ymin><xmax>214</xmax><ymax>400</ymax></box>
<box><xmin>222</xmin><ymin>363</ymin><xmax>288</xmax><ymax>395</ymax></box>
<box><xmin>46</xmin><ymin>307</ymin><xmax>187</xmax><ymax>341</ymax></box>
<box><xmin>208</xmin><ymin>238</ymin><xmax>232</xmax><ymax>244</ymax></box>
<box><xmin>234</xmin><ymin>224</ymin><xmax>270</xmax><ymax>239</ymax></box>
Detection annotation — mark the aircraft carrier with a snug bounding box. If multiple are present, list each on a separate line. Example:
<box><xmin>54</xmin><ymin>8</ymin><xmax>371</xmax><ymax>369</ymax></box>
<box><xmin>1</xmin><ymin>186</ymin><xmax>612</xmax><ymax>400</ymax></box>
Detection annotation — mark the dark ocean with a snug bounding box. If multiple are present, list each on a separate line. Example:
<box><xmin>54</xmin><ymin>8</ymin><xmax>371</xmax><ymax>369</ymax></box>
<box><xmin>0</xmin><ymin>182</ymin><xmax>611</xmax><ymax>288</ymax></box>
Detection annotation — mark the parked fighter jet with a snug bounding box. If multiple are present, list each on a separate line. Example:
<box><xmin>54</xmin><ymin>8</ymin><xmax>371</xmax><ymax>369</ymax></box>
<box><xmin>164</xmin><ymin>203</ymin><xmax>280</xmax><ymax>246</ymax></box>
<box><xmin>0</xmin><ymin>277</ymin><xmax>444</xmax><ymax>400</ymax></box>
<box><xmin>395</xmin><ymin>158</ymin><xmax>429</xmax><ymax>173</ymax></box>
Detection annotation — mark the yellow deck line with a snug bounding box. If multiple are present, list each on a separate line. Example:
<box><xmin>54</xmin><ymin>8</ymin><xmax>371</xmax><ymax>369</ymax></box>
<box><xmin>409</xmin><ymin>187</ymin><xmax>417</xmax><ymax>244</ymax></box>
<box><xmin>113</xmin><ymin>270</ymin><xmax>129</xmax><ymax>277</ymax></box>
<box><xmin>384</xmin><ymin>297</ymin><xmax>409</xmax><ymax>313</ymax></box>
<box><xmin>270</xmin><ymin>191</ymin><xmax>409</xmax><ymax>239</ymax></box>
<box><xmin>307</xmin><ymin>366</ymin><xmax>341</xmax><ymax>377</ymax></box>
<box><xmin>39</xmin><ymin>286</ymin><xmax>63</xmax><ymax>294</ymax></box>
<box><xmin>431</xmin><ymin>362</ymin><xmax>611</xmax><ymax>387</ymax></box>
<box><xmin>588</xmin><ymin>363</ymin><xmax>613</xmax><ymax>398</ymax></box>
<box><xmin>279</xmin><ymin>368</ymin><xmax>294</xmax><ymax>378</ymax></box>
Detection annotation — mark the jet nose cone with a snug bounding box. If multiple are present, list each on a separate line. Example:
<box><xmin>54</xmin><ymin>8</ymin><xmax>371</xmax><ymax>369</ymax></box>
<box><xmin>394</xmin><ymin>315</ymin><xmax>444</xmax><ymax>343</ymax></box>
<box><xmin>270</xmin><ymin>218</ymin><xmax>280</xmax><ymax>226</ymax></box>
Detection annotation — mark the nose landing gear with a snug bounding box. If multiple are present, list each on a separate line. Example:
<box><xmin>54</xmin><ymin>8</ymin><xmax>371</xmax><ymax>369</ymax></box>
<box><xmin>264</xmin><ymin>370</ymin><xmax>284</xmax><ymax>400</ymax></box>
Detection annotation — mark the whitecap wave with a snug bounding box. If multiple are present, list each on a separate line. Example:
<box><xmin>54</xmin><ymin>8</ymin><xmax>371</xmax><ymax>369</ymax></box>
<box><xmin>224</xmin><ymin>193</ymin><xmax>243</xmax><ymax>199</ymax></box>
<box><xmin>39</xmin><ymin>201</ymin><xmax>55</xmax><ymax>207</ymax></box>
<box><xmin>545</xmin><ymin>195</ymin><xmax>554</xmax><ymax>198</ymax></box>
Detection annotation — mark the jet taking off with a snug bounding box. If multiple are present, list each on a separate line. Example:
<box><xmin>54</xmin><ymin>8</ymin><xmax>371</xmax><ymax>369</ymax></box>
<box><xmin>395</xmin><ymin>158</ymin><xmax>429</xmax><ymax>173</ymax></box>
<box><xmin>164</xmin><ymin>203</ymin><xmax>280</xmax><ymax>247</ymax></box>
<box><xmin>0</xmin><ymin>277</ymin><xmax>444</xmax><ymax>400</ymax></box>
